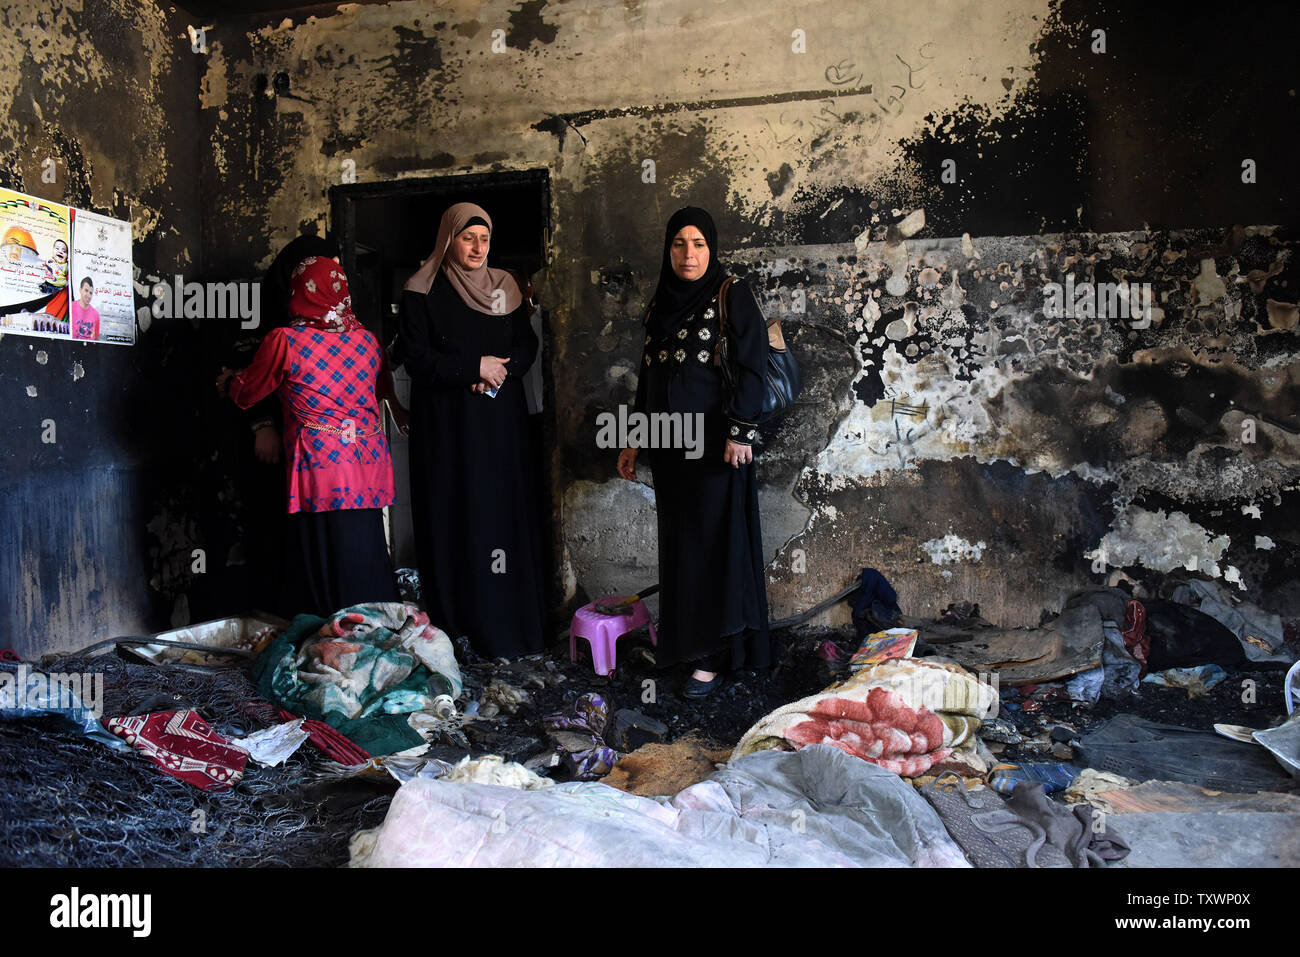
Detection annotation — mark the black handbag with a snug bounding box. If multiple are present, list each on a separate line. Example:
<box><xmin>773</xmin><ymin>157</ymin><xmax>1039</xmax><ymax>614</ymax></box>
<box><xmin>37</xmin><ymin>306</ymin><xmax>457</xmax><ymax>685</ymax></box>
<box><xmin>713</xmin><ymin>276</ymin><xmax>802</xmax><ymax>424</ymax></box>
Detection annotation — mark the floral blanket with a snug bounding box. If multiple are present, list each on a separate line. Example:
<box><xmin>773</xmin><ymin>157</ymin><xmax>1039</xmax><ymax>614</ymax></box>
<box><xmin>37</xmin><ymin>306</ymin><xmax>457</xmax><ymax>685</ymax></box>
<box><xmin>731</xmin><ymin>658</ymin><xmax>998</xmax><ymax>777</ymax></box>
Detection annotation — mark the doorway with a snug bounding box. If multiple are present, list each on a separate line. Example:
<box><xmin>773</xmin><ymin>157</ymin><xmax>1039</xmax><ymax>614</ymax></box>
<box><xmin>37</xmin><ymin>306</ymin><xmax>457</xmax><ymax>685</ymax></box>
<box><xmin>329</xmin><ymin>169</ymin><xmax>553</xmax><ymax>592</ymax></box>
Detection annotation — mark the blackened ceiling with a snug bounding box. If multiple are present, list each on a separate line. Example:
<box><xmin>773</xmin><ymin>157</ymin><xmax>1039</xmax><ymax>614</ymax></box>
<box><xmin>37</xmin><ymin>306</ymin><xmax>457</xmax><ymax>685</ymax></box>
<box><xmin>173</xmin><ymin>0</ymin><xmax>393</xmax><ymax>26</ymax></box>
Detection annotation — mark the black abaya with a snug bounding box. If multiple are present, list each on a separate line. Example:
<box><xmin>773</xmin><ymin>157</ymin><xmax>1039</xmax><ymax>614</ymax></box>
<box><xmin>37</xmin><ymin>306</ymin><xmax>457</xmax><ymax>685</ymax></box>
<box><xmin>636</xmin><ymin>275</ymin><xmax>771</xmax><ymax>670</ymax></box>
<box><xmin>398</xmin><ymin>269</ymin><xmax>547</xmax><ymax>658</ymax></box>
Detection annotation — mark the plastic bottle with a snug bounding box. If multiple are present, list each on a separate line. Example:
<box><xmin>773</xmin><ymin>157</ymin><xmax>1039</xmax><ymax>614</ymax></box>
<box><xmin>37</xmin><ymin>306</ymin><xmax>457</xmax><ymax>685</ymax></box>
<box><xmin>427</xmin><ymin>674</ymin><xmax>456</xmax><ymax>699</ymax></box>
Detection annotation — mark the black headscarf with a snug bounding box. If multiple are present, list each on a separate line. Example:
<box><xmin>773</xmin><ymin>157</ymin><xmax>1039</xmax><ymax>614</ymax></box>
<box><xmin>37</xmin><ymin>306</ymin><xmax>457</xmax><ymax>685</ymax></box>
<box><xmin>647</xmin><ymin>206</ymin><xmax>723</xmax><ymax>337</ymax></box>
<box><xmin>262</xmin><ymin>233</ymin><xmax>340</xmax><ymax>329</ymax></box>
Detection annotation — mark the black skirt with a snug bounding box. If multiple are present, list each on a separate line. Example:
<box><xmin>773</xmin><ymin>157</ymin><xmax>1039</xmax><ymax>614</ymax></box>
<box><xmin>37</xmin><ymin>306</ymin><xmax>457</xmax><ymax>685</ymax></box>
<box><xmin>649</xmin><ymin>448</ymin><xmax>770</xmax><ymax>671</ymax></box>
<box><xmin>282</xmin><ymin>508</ymin><xmax>398</xmax><ymax>618</ymax></box>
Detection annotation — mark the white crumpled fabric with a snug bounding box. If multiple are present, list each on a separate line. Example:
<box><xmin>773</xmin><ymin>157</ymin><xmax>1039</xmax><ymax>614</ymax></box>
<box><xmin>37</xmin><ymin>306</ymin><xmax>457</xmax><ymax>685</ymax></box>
<box><xmin>441</xmin><ymin>754</ymin><xmax>555</xmax><ymax>790</ymax></box>
<box><xmin>229</xmin><ymin>718</ymin><xmax>310</xmax><ymax>767</ymax></box>
<box><xmin>349</xmin><ymin>745</ymin><xmax>969</xmax><ymax>868</ymax></box>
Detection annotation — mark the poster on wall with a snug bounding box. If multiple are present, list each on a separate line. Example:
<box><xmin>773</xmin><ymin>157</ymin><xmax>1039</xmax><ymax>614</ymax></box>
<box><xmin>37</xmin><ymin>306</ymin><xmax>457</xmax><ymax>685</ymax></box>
<box><xmin>0</xmin><ymin>187</ymin><xmax>72</xmax><ymax>339</ymax></box>
<box><xmin>0</xmin><ymin>187</ymin><xmax>134</xmax><ymax>345</ymax></box>
<box><xmin>68</xmin><ymin>208</ymin><xmax>136</xmax><ymax>345</ymax></box>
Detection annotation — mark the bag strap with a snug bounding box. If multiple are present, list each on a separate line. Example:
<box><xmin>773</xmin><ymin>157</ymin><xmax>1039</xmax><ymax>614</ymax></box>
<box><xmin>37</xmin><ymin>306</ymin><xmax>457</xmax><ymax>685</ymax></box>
<box><xmin>712</xmin><ymin>276</ymin><xmax>736</xmax><ymax>365</ymax></box>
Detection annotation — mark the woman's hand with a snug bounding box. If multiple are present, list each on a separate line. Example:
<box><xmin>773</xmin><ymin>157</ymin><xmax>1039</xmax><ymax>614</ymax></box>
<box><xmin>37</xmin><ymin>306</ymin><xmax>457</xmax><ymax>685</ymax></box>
<box><xmin>617</xmin><ymin>447</ymin><xmax>639</xmax><ymax>481</ymax></box>
<box><xmin>388</xmin><ymin>401</ymin><xmax>410</xmax><ymax>436</ymax></box>
<box><xmin>724</xmin><ymin>439</ymin><xmax>753</xmax><ymax>469</ymax></box>
<box><xmin>253</xmin><ymin>426</ymin><xmax>281</xmax><ymax>464</ymax></box>
<box><xmin>215</xmin><ymin>367</ymin><xmax>237</xmax><ymax>397</ymax></box>
<box><xmin>478</xmin><ymin>355</ymin><xmax>510</xmax><ymax>389</ymax></box>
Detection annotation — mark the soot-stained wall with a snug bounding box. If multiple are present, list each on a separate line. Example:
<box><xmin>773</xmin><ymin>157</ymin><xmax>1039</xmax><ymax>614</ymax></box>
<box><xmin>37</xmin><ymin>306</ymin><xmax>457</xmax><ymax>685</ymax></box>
<box><xmin>0</xmin><ymin>1</ymin><xmax>202</xmax><ymax>656</ymax></box>
<box><xmin>192</xmin><ymin>0</ymin><xmax>1298</xmax><ymax>629</ymax></box>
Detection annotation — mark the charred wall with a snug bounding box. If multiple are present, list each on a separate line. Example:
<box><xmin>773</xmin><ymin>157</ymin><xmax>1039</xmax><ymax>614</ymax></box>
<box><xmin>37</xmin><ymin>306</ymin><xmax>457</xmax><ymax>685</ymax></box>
<box><xmin>138</xmin><ymin>0</ymin><xmax>1300</xmax><ymax>636</ymax></box>
<box><xmin>0</xmin><ymin>0</ymin><xmax>202</xmax><ymax>656</ymax></box>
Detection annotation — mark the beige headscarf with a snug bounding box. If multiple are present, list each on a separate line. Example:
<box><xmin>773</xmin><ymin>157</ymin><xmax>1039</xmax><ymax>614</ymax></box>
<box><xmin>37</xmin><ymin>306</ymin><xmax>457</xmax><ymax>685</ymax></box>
<box><xmin>405</xmin><ymin>202</ymin><xmax>523</xmax><ymax>316</ymax></box>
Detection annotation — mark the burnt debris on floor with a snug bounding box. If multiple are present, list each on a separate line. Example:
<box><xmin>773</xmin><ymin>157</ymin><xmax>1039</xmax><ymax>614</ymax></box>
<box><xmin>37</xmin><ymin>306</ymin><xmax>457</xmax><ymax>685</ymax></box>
<box><xmin>0</xmin><ymin>654</ymin><xmax>394</xmax><ymax>868</ymax></box>
<box><xmin>0</xmin><ymin>613</ymin><xmax>837</xmax><ymax>867</ymax></box>
<box><xmin>2</xmin><ymin>563</ymin><xmax>1298</xmax><ymax>868</ymax></box>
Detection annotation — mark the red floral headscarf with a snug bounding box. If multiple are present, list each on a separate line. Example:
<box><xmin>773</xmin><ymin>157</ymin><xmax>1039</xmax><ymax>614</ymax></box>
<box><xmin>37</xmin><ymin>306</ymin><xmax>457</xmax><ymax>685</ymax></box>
<box><xmin>288</xmin><ymin>256</ymin><xmax>361</xmax><ymax>333</ymax></box>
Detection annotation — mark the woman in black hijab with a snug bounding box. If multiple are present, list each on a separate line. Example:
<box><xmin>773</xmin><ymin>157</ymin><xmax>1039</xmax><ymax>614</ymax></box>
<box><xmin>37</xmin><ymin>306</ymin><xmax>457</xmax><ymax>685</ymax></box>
<box><xmin>617</xmin><ymin>207</ymin><xmax>770</xmax><ymax>697</ymax></box>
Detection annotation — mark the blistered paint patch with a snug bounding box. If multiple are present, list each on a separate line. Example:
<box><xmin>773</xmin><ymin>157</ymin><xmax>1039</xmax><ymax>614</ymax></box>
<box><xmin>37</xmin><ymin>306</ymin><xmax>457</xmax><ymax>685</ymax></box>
<box><xmin>1090</xmin><ymin>506</ymin><xmax>1231</xmax><ymax>579</ymax></box>
<box><xmin>198</xmin><ymin>41</ymin><xmax>228</xmax><ymax>110</ymax></box>
<box><xmin>813</xmin><ymin>340</ymin><xmax>1018</xmax><ymax>477</ymax></box>
<box><xmin>1193</xmin><ymin>258</ymin><xmax>1227</xmax><ymax>305</ymax></box>
<box><xmin>921</xmin><ymin>534</ymin><xmax>986</xmax><ymax>564</ymax></box>
<box><xmin>35</xmin><ymin>351</ymin><xmax>48</xmax><ymax>365</ymax></box>
<box><xmin>1265</xmin><ymin>299</ymin><xmax>1299</xmax><ymax>331</ymax></box>
<box><xmin>25</xmin><ymin>385</ymin><xmax>37</xmax><ymax>397</ymax></box>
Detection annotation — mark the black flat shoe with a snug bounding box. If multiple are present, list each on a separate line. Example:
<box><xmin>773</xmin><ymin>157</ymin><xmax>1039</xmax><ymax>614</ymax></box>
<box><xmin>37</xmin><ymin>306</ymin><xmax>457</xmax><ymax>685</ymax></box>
<box><xmin>684</xmin><ymin>674</ymin><xmax>724</xmax><ymax>699</ymax></box>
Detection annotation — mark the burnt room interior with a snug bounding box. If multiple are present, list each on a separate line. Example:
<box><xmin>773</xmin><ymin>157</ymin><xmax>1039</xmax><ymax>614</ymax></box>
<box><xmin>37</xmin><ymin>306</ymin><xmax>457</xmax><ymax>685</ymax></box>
<box><xmin>2</xmin><ymin>0</ymin><xmax>1299</xmax><ymax>877</ymax></box>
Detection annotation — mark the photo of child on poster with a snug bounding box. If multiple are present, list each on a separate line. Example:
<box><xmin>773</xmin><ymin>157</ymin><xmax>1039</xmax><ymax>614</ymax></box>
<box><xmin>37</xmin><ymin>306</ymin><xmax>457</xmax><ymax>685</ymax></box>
<box><xmin>69</xmin><ymin>208</ymin><xmax>135</xmax><ymax>345</ymax></box>
<box><xmin>40</xmin><ymin>238</ymin><xmax>70</xmax><ymax>296</ymax></box>
<box><xmin>69</xmin><ymin>275</ymin><xmax>99</xmax><ymax>341</ymax></box>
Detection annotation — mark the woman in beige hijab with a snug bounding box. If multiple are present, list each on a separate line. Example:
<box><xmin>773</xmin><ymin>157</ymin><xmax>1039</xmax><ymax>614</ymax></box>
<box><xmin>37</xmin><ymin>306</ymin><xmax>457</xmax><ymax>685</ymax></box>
<box><xmin>397</xmin><ymin>203</ymin><xmax>547</xmax><ymax>659</ymax></box>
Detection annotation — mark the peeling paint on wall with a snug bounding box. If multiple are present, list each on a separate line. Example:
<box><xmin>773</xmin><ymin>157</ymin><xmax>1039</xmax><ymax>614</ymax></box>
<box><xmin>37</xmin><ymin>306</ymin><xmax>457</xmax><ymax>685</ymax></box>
<box><xmin>1</xmin><ymin>0</ymin><xmax>203</xmax><ymax>657</ymax></box>
<box><xmin>191</xmin><ymin>0</ymin><xmax>1300</xmax><ymax>632</ymax></box>
<box><xmin>1090</xmin><ymin>505</ymin><xmax>1231</xmax><ymax>578</ymax></box>
<box><xmin>3</xmin><ymin>0</ymin><xmax>1297</xmax><ymax>658</ymax></box>
<box><xmin>922</xmin><ymin>534</ymin><xmax>987</xmax><ymax>565</ymax></box>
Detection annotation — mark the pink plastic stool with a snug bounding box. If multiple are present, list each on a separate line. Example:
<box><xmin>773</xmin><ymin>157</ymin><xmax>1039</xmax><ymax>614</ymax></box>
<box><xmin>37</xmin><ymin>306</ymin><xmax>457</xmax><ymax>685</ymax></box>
<box><xmin>569</xmin><ymin>597</ymin><xmax>657</xmax><ymax>676</ymax></box>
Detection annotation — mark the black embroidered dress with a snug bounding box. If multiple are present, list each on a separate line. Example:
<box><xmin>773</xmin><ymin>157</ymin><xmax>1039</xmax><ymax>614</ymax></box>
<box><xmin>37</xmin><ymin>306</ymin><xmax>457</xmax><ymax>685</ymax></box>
<box><xmin>634</xmin><ymin>278</ymin><xmax>770</xmax><ymax>671</ymax></box>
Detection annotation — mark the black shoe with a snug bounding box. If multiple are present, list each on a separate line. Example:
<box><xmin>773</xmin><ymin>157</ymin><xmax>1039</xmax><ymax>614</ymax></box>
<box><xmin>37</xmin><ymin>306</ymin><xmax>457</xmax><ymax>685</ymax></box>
<box><xmin>684</xmin><ymin>673</ymin><xmax>724</xmax><ymax>699</ymax></box>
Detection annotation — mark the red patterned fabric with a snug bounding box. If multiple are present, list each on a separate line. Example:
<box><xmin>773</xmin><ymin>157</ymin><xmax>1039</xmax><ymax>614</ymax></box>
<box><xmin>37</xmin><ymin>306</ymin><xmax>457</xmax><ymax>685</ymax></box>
<box><xmin>288</xmin><ymin>256</ymin><xmax>361</xmax><ymax>333</ymax></box>
<box><xmin>1122</xmin><ymin>600</ymin><xmax>1149</xmax><ymax>674</ymax></box>
<box><xmin>106</xmin><ymin>710</ymin><xmax>248</xmax><ymax>792</ymax></box>
<box><xmin>278</xmin><ymin>708</ymin><xmax>370</xmax><ymax>765</ymax></box>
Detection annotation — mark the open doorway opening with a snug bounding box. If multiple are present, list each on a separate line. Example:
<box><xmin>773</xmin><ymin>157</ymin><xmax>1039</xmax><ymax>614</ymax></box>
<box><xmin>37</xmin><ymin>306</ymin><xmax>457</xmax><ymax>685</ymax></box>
<box><xmin>329</xmin><ymin>169</ymin><xmax>553</xmax><ymax>605</ymax></box>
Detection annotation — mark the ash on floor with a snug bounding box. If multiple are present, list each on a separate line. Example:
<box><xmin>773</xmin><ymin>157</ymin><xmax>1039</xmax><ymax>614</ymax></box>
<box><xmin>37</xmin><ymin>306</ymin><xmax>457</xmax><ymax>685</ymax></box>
<box><xmin>0</xmin><ymin>626</ymin><xmax>835</xmax><ymax>867</ymax></box>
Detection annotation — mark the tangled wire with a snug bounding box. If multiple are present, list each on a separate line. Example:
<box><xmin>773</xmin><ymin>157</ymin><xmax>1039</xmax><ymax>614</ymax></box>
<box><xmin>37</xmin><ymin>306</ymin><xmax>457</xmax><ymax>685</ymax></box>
<box><xmin>0</xmin><ymin>654</ymin><xmax>392</xmax><ymax>867</ymax></box>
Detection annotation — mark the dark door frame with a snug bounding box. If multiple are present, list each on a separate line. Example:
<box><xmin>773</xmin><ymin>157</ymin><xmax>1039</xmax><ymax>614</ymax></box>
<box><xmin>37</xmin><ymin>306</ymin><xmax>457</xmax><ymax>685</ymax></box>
<box><xmin>328</xmin><ymin>167</ymin><xmax>552</xmax><ymax>282</ymax></box>
<box><xmin>327</xmin><ymin>168</ymin><xmax>561</xmax><ymax>627</ymax></box>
